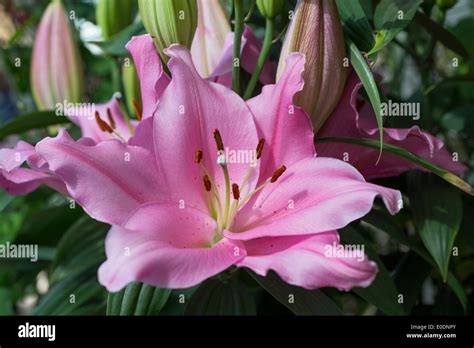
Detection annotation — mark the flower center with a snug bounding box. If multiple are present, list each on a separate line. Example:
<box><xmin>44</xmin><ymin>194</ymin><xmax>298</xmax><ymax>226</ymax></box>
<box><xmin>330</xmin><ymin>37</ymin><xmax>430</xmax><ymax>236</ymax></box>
<box><xmin>196</xmin><ymin>129</ymin><xmax>286</xmax><ymax>243</ymax></box>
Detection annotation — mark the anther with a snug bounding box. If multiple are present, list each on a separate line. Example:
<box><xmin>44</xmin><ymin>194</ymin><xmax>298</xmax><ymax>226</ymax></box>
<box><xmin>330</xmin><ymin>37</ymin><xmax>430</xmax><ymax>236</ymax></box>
<box><xmin>133</xmin><ymin>100</ymin><xmax>143</xmax><ymax>121</ymax></box>
<box><xmin>232</xmin><ymin>183</ymin><xmax>240</xmax><ymax>200</ymax></box>
<box><xmin>106</xmin><ymin>108</ymin><xmax>116</xmax><ymax>129</ymax></box>
<box><xmin>95</xmin><ymin>112</ymin><xmax>113</xmax><ymax>133</ymax></box>
<box><xmin>203</xmin><ymin>175</ymin><xmax>212</xmax><ymax>192</ymax></box>
<box><xmin>195</xmin><ymin>150</ymin><xmax>203</xmax><ymax>164</ymax></box>
<box><xmin>256</xmin><ymin>138</ymin><xmax>265</xmax><ymax>159</ymax></box>
<box><xmin>270</xmin><ymin>165</ymin><xmax>286</xmax><ymax>183</ymax></box>
<box><xmin>213</xmin><ymin>129</ymin><xmax>224</xmax><ymax>151</ymax></box>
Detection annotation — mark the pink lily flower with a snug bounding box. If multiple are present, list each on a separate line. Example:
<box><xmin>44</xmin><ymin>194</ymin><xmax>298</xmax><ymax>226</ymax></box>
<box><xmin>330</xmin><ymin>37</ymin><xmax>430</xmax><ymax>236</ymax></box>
<box><xmin>0</xmin><ymin>96</ymin><xmax>138</xmax><ymax>195</ymax></box>
<box><xmin>36</xmin><ymin>44</ymin><xmax>402</xmax><ymax>292</ymax></box>
<box><xmin>316</xmin><ymin>73</ymin><xmax>467</xmax><ymax>179</ymax></box>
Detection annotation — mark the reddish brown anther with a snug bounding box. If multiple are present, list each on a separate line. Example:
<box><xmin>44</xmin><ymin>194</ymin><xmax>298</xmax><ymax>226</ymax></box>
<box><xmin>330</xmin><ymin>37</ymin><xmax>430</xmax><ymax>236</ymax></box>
<box><xmin>213</xmin><ymin>129</ymin><xmax>224</xmax><ymax>151</ymax></box>
<box><xmin>106</xmin><ymin>108</ymin><xmax>116</xmax><ymax>129</ymax></box>
<box><xmin>133</xmin><ymin>100</ymin><xmax>143</xmax><ymax>121</ymax></box>
<box><xmin>270</xmin><ymin>165</ymin><xmax>286</xmax><ymax>183</ymax></box>
<box><xmin>95</xmin><ymin>112</ymin><xmax>113</xmax><ymax>133</ymax></box>
<box><xmin>195</xmin><ymin>150</ymin><xmax>203</xmax><ymax>164</ymax></box>
<box><xmin>232</xmin><ymin>183</ymin><xmax>240</xmax><ymax>200</ymax></box>
<box><xmin>256</xmin><ymin>138</ymin><xmax>265</xmax><ymax>159</ymax></box>
<box><xmin>203</xmin><ymin>175</ymin><xmax>212</xmax><ymax>192</ymax></box>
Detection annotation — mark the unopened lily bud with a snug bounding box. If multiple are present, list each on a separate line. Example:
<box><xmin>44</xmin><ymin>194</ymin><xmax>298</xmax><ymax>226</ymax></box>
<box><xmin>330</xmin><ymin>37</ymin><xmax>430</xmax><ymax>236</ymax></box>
<box><xmin>122</xmin><ymin>59</ymin><xmax>142</xmax><ymax>118</ymax></box>
<box><xmin>256</xmin><ymin>0</ymin><xmax>285</xmax><ymax>19</ymax></box>
<box><xmin>96</xmin><ymin>0</ymin><xmax>136</xmax><ymax>40</ymax></box>
<box><xmin>30</xmin><ymin>0</ymin><xmax>83</xmax><ymax>110</ymax></box>
<box><xmin>138</xmin><ymin>0</ymin><xmax>198</xmax><ymax>62</ymax></box>
<box><xmin>277</xmin><ymin>0</ymin><xmax>347</xmax><ymax>132</ymax></box>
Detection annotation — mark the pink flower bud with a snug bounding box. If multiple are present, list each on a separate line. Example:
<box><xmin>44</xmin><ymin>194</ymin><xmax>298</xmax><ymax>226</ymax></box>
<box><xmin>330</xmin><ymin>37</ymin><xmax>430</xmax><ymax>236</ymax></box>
<box><xmin>30</xmin><ymin>0</ymin><xmax>83</xmax><ymax>110</ymax></box>
<box><xmin>277</xmin><ymin>0</ymin><xmax>348</xmax><ymax>132</ymax></box>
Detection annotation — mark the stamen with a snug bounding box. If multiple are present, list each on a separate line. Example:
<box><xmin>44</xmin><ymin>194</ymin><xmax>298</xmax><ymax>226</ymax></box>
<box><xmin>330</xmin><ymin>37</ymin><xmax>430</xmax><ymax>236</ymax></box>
<box><xmin>256</xmin><ymin>138</ymin><xmax>265</xmax><ymax>159</ymax></box>
<box><xmin>213</xmin><ymin>129</ymin><xmax>224</xmax><ymax>151</ymax></box>
<box><xmin>232</xmin><ymin>183</ymin><xmax>240</xmax><ymax>200</ymax></box>
<box><xmin>106</xmin><ymin>108</ymin><xmax>116</xmax><ymax>129</ymax></box>
<box><xmin>95</xmin><ymin>112</ymin><xmax>113</xmax><ymax>133</ymax></box>
<box><xmin>195</xmin><ymin>150</ymin><xmax>203</xmax><ymax>164</ymax></box>
<box><xmin>133</xmin><ymin>100</ymin><xmax>143</xmax><ymax>121</ymax></box>
<box><xmin>270</xmin><ymin>165</ymin><xmax>287</xmax><ymax>183</ymax></box>
<box><xmin>203</xmin><ymin>175</ymin><xmax>212</xmax><ymax>192</ymax></box>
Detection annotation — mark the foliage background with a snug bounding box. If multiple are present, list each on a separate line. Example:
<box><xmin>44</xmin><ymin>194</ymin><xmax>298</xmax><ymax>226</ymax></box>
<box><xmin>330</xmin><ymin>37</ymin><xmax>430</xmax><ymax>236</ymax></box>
<box><xmin>0</xmin><ymin>0</ymin><xmax>473</xmax><ymax>315</ymax></box>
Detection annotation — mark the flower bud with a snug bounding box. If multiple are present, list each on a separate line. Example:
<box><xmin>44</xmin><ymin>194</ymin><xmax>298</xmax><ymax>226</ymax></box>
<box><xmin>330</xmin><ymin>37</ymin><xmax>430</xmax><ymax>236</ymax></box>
<box><xmin>436</xmin><ymin>0</ymin><xmax>457</xmax><ymax>10</ymax></box>
<box><xmin>122</xmin><ymin>58</ymin><xmax>142</xmax><ymax>117</ymax></box>
<box><xmin>30</xmin><ymin>0</ymin><xmax>83</xmax><ymax>110</ymax></box>
<box><xmin>96</xmin><ymin>0</ymin><xmax>136</xmax><ymax>40</ymax></box>
<box><xmin>138</xmin><ymin>0</ymin><xmax>198</xmax><ymax>62</ymax></box>
<box><xmin>277</xmin><ymin>0</ymin><xmax>347</xmax><ymax>132</ymax></box>
<box><xmin>256</xmin><ymin>0</ymin><xmax>285</xmax><ymax>19</ymax></box>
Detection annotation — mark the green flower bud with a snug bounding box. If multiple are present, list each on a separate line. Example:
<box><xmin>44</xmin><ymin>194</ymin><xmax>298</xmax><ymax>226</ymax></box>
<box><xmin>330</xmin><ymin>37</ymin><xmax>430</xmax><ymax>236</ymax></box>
<box><xmin>436</xmin><ymin>0</ymin><xmax>457</xmax><ymax>10</ymax></box>
<box><xmin>122</xmin><ymin>58</ymin><xmax>142</xmax><ymax>118</ymax></box>
<box><xmin>96</xmin><ymin>0</ymin><xmax>136</xmax><ymax>40</ymax></box>
<box><xmin>256</xmin><ymin>0</ymin><xmax>285</xmax><ymax>19</ymax></box>
<box><xmin>138</xmin><ymin>0</ymin><xmax>198</xmax><ymax>62</ymax></box>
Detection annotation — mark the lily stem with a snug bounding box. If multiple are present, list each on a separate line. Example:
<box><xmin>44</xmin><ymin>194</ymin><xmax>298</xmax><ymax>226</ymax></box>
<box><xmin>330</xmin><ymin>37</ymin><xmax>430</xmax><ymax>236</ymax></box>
<box><xmin>243</xmin><ymin>17</ymin><xmax>274</xmax><ymax>100</ymax></box>
<box><xmin>233</xmin><ymin>0</ymin><xmax>244</xmax><ymax>95</ymax></box>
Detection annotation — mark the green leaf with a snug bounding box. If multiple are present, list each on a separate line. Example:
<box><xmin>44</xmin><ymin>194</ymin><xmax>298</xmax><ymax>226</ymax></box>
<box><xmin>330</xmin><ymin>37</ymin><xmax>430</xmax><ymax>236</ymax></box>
<box><xmin>107</xmin><ymin>283</ymin><xmax>172</xmax><ymax>316</ymax></box>
<box><xmin>348</xmin><ymin>41</ymin><xmax>384</xmax><ymax>158</ymax></box>
<box><xmin>340</xmin><ymin>226</ymin><xmax>406</xmax><ymax>315</ymax></box>
<box><xmin>91</xmin><ymin>21</ymin><xmax>145</xmax><ymax>56</ymax></box>
<box><xmin>369</xmin><ymin>0</ymin><xmax>423</xmax><ymax>55</ymax></box>
<box><xmin>315</xmin><ymin>137</ymin><xmax>473</xmax><ymax>195</ymax></box>
<box><xmin>0</xmin><ymin>287</ymin><xmax>15</xmax><ymax>315</ymax></box>
<box><xmin>414</xmin><ymin>12</ymin><xmax>469</xmax><ymax>59</ymax></box>
<box><xmin>0</xmin><ymin>111</ymin><xmax>70</xmax><ymax>140</ymax></box>
<box><xmin>408</xmin><ymin>173</ymin><xmax>463</xmax><ymax>282</ymax></box>
<box><xmin>336</xmin><ymin>0</ymin><xmax>374</xmax><ymax>52</ymax></box>
<box><xmin>33</xmin><ymin>217</ymin><xmax>109</xmax><ymax>315</ymax></box>
<box><xmin>248</xmin><ymin>271</ymin><xmax>342</xmax><ymax>315</ymax></box>
<box><xmin>394</xmin><ymin>252</ymin><xmax>433</xmax><ymax>313</ymax></box>
<box><xmin>185</xmin><ymin>278</ymin><xmax>256</xmax><ymax>315</ymax></box>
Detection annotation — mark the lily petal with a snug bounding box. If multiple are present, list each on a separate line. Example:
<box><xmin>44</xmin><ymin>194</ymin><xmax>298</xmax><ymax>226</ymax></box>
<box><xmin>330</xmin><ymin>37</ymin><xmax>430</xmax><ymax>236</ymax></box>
<box><xmin>247</xmin><ymin>53</ymin><xmax>315</xmax><ymax>181</ymax></box>
<box><xmin>226</xmin><ymin>157</ymin><xmax>402</xmax><ymax>240</ymax></box>
<box><xmin>36</xmin><ymin>129</ymin><xmax>166</xmax><ymax>225</ymax></box>
<box><xmin>126</xmin><ymin>34</ymin><xmax>170</xmax><ymax>119</ymax></box>
<box><xmin>237</xmin><ymin>231</ymin><xmax>377</xmax><ymax>290</ymax></box>
<box><xmin>0</xmin><ymin>168</ymin><xmax>67</xmax><ymax>195</ymax></box>
<box><xmin>317</xmin><ymin>73</ymin><xmax>466</xmax><ymax>179</ymax></box>
<box><xmin>153</xmin><ymin>45</ymin><xmax>259</xmax><ymax>211</ymax></box>
<box><xmin>98</xmin><ymin>202</ymin><xmax>246</xmax><ymax>291</ymax></box>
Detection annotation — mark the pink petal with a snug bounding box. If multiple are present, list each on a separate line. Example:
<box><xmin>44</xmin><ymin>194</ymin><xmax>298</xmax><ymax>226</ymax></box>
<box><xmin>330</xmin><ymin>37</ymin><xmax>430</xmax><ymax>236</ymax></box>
<box><xmin>98</xmin><ymin>202</ymin><xmax>246</xmax><ymax>291</ymax></box>
<box><xmin>247</xmin><ymin>53</ymin><xmax>315</xmax><ymax>181</ymax></box>
<box><xmin>0</xmin><ymin>141</ymin><xmax>37</xmax><ymax>172</ymax></box>
<box><xmin>0</xmin><ymin>168</ymin><xmax>67</xmax><ymax>195</ymax></box>
<box><xmin>208</xmin><ymin>26</ymin><xmax>275</xmax><ymax>86</ymax></box>
<box><xmin>153</xmin><ymin>45</ymin><xmax>259</xmax><ymax>211</ymax></box>
<box><xmin>225</xmin><ymin>157</ymin><xmax>402</xmax><ymax>240</ymax></box>
<box><xmin>237</xmin><ymin>231</ymin><xmax>377</xmax><ymax>290</ymax></box>
<box><xmin>126</xmin><ymin>35</ymin><xmax>170</xmax><ymax>119</ymax></box>
<box><xmin>317</xmin><ymin>73</ymin><xmax>466</xmax><ymax>179</ymax></box>
<box><xmin>65</xmin><ymin>97</ymin><xmax>133</xmax><ymax>142</ymax></box>
<box><xmin>191</xmin><ymin>0</ymin><xmax>231</xmax><ymax>78</ymax></box>
<box><xmin>36</xmin><ymin>129</ymin><xmax>166</xmax><ymax>225</ymax></box>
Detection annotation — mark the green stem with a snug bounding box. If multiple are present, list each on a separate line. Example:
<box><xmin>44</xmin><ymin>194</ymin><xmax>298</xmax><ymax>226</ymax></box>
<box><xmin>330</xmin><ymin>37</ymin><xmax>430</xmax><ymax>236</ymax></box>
<box><xmin>233</xmin><ymin>0</ymin><xmax>244</xmax><ymax>95</ymax></box>
<box><xmin>243</xmin><ymin>17</ymin><xmax>274</xmax><ymax>100</ymax></box>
